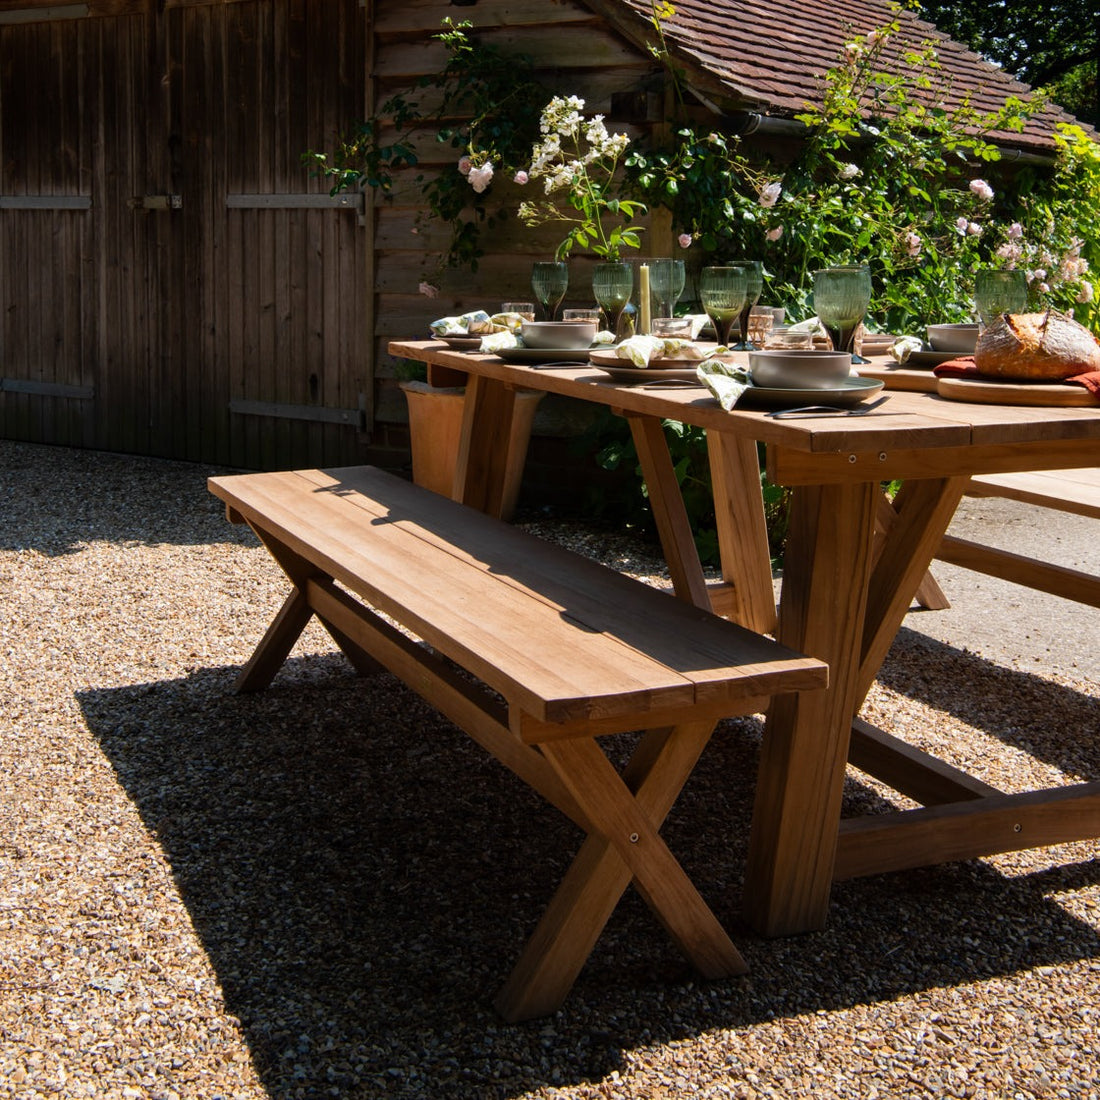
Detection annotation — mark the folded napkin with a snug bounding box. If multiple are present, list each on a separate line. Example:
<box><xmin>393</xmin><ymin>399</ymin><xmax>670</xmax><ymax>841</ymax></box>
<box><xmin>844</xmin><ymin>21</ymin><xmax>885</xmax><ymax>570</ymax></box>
<box><xmin>616</xmin><ymin>335</ymin><xmax>727</xmax><ymax>367</ymax></box>
<box><xmin>932</xmin><ymin>357</ymin><xmax>1100</xmax><ymax>394</ymax></box>
<box><xmin>931</xmin><ymin>356</ymin><xmax>977</xmax><ymax>376</ymax></box>
<box><xmin>479</xmin><ymin>331</ymin><xmax>518</xmax><ymax>353</ymax></box>
<box><xmin>430</xmin><ymin>310</ymin><xmax>507</xmax><ymax>337</ymax></box>
<box><xmin>696</xmin><ymin>359</ymin><xmax>753</xmax><ymax>410</ymax></box>
<box><xmin>491</xmin><ymin>311</ymin><xmax>528</xmax><ymax>334</ymax></box>
<box><xmin>787</xmin><ymin>317</ymin><xmax>828</xmax><ymax>336</ymax></box>
<box><xmin>680</xmin><ymin>314</ymin><xmax>711</xmax><ymax>340</ymax></box>
<box><xmin>889</xmin><ymin>336</ymin><xmax>924</xmax><ymax>364</ymax></box>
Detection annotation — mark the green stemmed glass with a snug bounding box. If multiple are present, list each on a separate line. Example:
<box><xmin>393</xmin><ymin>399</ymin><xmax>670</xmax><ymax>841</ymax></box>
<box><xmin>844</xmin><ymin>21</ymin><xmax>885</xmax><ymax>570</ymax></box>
<box><xmin>813</xmin><ymin>265</ymin><xmax>872</xmax><ymax>363</ymax></box>
<box><xmin>592</xmin><ymin>261</ymin><xmax>634</xmax><ymax>340</ymax></box>
<box><xmin>699</xmin><ymin>266</ymin><xmax>748</xmax><ymax>346</ymax></box>
<box><xmin>531</xmin><ymin>261</ymin><xmax>569</xmax><ymax>321</ymax></box>
<box><xmin>729</xmin><ymin>260</ymin><xmax>764</xmax><ymax>349</ymax></box>
<box><xmin>974</xmin><ymin>269</ymin><xmax>1028</xmax><ymax>328</ymax></box>
<box><xmin>649</xmin><ymin>259</ymin><xmax>686</xmax><ymax>319</ymax></box>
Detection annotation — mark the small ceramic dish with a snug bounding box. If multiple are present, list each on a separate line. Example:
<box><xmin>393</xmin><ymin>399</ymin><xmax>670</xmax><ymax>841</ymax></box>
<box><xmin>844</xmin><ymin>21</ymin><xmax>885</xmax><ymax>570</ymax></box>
<box><xmin>747</xmin><ymin>349</ymin><xmax>853</xmax><ymax>390</ymax></box>
<box><xmin>926</xmin><ymin>323</ymin><xmax>979</xmax><ymax>353</ymax></box>
<box><xmin>520</xmin><ymin>320</ymin><xmax>598</xmax><ymax>349</ymax></box>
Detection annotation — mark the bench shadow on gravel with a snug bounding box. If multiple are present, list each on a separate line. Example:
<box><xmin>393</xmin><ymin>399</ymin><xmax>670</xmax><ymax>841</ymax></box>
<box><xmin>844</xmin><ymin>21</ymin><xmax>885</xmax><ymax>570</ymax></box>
<box><xmin>79</xmin><ymin>647</ymin><xmax>1100</xmax><ymax>1100</ymax></box>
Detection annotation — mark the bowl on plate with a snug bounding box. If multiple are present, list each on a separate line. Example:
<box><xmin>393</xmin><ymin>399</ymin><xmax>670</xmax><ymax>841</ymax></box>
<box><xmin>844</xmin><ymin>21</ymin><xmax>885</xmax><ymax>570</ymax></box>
<box><xmin>926</xmin><ymin>323</ymin><xmax>979</xmax><ymax>353</ymax></box>
<box><xmin>747</xmin><ymin>349</ymin><xmax>853</xmax><ymax>390</ymax></box>
<box><xmin>520</xmin><ymin>320</ymin><xmax>597</xmax><ymax>349</ymax></box>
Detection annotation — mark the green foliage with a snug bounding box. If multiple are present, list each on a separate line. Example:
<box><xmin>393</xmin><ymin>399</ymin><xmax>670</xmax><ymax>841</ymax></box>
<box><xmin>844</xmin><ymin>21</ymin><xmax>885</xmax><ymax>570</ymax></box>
<box><xmin>303</xmin><ymin>19</ymin><xmax>547</xmax><ymax>279</ymax></box>
<box><xmin>625</xmin><ymin>19</ymin><xmax>1097</xmax><ymax>335</ymax></box>
<box><xmin>915</xmin><ymin>0</ymin><xmax>1098</xmax><ymax>126</ymax></box>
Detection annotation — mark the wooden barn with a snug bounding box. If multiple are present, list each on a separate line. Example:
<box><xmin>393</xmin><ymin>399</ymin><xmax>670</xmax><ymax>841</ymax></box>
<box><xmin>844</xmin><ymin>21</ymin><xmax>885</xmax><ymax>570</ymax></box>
<box><xmin>0</xmin><ymin>0</ymin><xmax>1075</xmax><ymax>475</ymax></box>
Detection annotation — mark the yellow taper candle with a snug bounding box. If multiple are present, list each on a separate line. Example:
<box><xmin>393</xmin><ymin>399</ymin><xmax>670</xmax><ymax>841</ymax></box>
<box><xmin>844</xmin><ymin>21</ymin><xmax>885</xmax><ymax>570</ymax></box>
<box><xmin>639</xmin><ymin>264</ymin><xmax>651</xmax><ymax>335</ymax></box>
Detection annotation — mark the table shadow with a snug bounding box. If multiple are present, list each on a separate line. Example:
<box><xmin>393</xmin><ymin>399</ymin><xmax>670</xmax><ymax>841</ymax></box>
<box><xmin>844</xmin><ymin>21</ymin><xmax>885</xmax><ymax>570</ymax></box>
<box><xmin>78</xmin><ymin>647</ymin><xmax>1100</xmax><ymax>1100</ymax></box>
<box><xmin>874</xmin><ymin>626</ymin><xmax>1099</xmax><ymax>781</ymax></box>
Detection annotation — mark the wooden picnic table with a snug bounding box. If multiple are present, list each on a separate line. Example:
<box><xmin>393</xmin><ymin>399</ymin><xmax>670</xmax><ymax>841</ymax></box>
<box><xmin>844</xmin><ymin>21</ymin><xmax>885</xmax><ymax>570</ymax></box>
<box><xmin>389</xmin><ymin>339</ymin><xmax>1100</xmax><ymax>937</ymax></box>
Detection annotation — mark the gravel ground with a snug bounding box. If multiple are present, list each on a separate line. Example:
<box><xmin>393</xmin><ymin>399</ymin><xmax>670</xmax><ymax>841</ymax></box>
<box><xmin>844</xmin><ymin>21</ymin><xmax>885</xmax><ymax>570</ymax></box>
<box><xmin>2</xmin><ymin>438</ymin><xmax>1098</xmax><ymax>1100</ymax></box>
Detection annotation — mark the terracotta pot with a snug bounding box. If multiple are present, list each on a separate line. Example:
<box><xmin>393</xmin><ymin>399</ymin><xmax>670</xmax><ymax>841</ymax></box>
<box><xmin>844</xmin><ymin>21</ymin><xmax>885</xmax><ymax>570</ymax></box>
<box><xmin>399</xmin><ymin>381</ymin><xmax>544</xmax><ymax>521</ymax></box>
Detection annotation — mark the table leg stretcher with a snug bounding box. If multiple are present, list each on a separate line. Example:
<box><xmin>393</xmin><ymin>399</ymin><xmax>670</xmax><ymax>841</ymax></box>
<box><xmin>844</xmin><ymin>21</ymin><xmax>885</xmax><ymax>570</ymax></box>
<box><xmin>207</xmin><ymin>466</ymin><xmax>828</xmax><ymax>1020</ymax></box>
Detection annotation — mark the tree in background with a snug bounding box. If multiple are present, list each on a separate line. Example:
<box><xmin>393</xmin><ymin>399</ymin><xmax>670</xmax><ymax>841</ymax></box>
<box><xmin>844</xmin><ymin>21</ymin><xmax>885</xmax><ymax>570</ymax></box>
<box><xmin>915</xmin><ymin>0</ymin><xmax>1097</xmax><ymax>127</ymax></box>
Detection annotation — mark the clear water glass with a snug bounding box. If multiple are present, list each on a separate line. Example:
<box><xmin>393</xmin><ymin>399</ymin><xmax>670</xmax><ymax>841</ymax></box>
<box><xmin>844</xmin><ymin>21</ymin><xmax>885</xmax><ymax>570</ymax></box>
<box><xmin>698</xmin><ymin>266</ymin><xmax>748</xmax><ymax>346</ymax></box>
<box><xmin>531</xmin><ymin>261</ymin><xmax>569</xmax><ymax>321</ymax></box>
<box><xmin>813</xmin><ymin>265</ymin><xmax>872</xmax><ymax>362</ymax></box>
<box><xmin>974</xmin><ymin>269</ymin><xmax>1028</xmax><ymax>327</ymax></box>
<box><xmin>649</xmin><ymin>259</ymin><xmax>686</xmax><ymax>319</ymax></box>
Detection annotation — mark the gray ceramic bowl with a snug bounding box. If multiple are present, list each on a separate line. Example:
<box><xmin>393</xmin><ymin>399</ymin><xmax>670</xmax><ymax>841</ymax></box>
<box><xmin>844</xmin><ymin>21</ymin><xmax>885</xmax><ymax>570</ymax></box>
<box><xmin>926</xmin><ymin>323</ymin><xmax>979</xmax><ymax>352</ymax></box>
<box><xmin>520</xmin><ymin>320</ymin><xmax>598</xmax><ymax>349</ymax></box>
<box><xmin>748</xmin><ymin>349</ymin><xmax>853</xmax><ymax>389</ymax></box>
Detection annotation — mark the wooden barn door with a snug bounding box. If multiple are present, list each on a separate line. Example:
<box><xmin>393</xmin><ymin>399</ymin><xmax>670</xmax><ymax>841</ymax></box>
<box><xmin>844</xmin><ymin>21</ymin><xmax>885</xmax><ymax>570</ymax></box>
<box><xmin>0</xmin><ymin>0</ymin><xmax>367</xmax><ymax>468</ymax></box>
<box><xmin>166</xmin><ymin>0</ymin><xmax>369</xmax><ymax>469</ymax></box>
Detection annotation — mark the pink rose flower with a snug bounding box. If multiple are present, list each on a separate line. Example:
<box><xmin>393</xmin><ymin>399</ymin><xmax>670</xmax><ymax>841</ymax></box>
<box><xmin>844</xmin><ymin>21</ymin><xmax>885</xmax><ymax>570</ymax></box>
<box><xmin>418</xmin><ymin>282</ymin><xmax>439</xmax><ymax>299</ymax></box>
<box><xmin>969</xmin><ymin>178</ymin><xmax>994</xmax><ymax>201</ymax></box>
<box><xmin>678</xmin><ymin>233</ymin><xmax>693</xmax><ymax>249</ymax></box>
<box><xmin>766</xmin><ymin>225</ymin><xmax>783</xmax><ymax>241</ymax></box>
<box><xmin>513</xmin><ymin>170</ymin><xmax>529</xmax><ymax>185</ymax></box>
<box><xmin>457</xmin><ymin>156</ymin><xmax>472</xmax><ymax>176</ymax></box>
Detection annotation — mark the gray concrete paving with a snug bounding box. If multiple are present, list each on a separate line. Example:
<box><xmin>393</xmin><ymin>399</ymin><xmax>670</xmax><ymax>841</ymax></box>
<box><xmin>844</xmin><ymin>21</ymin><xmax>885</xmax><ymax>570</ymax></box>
<box><xmin>899</xmin><ymin>495</ymin><xmax>1098</xmax><ymax>685</ymax></box>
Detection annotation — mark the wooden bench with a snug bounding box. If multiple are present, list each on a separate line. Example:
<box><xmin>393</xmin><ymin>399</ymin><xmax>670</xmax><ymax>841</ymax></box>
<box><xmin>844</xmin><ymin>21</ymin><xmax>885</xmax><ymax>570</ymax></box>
<box><xmin>936</xmin><ymin>468</ymin><xmax>1100</xmax><ymax>607</ymax></box>
<box><xmin>207</xmin><ymin>465</ymin><xmax>828</xmax><ymax>1021</ymax></box>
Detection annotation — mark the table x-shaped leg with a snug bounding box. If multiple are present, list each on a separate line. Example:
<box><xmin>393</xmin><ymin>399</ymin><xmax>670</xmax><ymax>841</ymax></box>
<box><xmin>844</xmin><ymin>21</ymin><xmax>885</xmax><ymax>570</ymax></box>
<box><xmin>495</xmin><ymin>720</ymin><xmax>747</xmax><ymax>1022</ymax></box>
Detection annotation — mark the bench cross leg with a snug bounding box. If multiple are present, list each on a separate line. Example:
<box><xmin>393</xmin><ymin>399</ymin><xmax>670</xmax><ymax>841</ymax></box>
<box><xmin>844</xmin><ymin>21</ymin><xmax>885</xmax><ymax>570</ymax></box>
<box><xmin>496</xmin><ymin>720</ymin><xmax>747</xmax><ymax>1022</ymax></box>
<box><xmin>234</xmin><ymin>524</ymin><xmax>382</xmax><ymax>691</ymax></box>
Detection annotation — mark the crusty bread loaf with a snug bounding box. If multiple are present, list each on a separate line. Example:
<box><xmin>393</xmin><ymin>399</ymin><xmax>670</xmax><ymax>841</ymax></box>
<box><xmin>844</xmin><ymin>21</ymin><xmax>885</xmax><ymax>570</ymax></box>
<box><xmin>974</xmin><ymin>311</ymin><xmax>1100</xmax><ymax>380</ymax></box>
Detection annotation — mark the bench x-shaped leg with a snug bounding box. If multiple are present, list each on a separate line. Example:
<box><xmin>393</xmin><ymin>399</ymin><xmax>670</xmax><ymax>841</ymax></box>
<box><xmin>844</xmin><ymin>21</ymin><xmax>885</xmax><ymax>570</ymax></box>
<box><xmin>232</xmin><ymin>524</ymin><xmax>380</xmax><ymax>691</ymax></box>
<box><xmin>496</xmin><ymin>720</ymin><xmax>747</xmax><ymax>1022</ymax></box>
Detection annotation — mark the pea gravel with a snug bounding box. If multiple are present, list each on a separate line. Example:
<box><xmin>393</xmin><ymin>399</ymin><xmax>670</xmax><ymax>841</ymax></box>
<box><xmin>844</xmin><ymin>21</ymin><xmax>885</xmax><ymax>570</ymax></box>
<box><xmin>1</xmin><ymin>438</ymin><xmax>1097</xmax><ymax>1100</ymax></box>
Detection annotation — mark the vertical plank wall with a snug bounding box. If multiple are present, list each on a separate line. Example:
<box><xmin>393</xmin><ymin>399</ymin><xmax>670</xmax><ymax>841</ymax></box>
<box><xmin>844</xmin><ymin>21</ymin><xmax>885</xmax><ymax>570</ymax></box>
<box><xmin>1</xmin><ymin>0</ymin><xmax>666</xmax><ymax>466</ymax></box>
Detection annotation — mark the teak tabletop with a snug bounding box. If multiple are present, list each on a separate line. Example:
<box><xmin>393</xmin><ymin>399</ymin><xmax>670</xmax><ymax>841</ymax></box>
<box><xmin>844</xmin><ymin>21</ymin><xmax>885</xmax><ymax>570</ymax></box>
<box><xmin>389</xmin><ymin>339</ymin><xmax>1100</xmax><ymax>936</ymax></box>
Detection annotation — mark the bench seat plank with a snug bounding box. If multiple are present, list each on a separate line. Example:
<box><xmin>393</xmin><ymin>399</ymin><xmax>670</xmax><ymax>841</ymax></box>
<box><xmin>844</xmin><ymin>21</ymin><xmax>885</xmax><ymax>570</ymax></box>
<box><xmin>209</xmin><ymin>466</ymin><xmax>827</xmax><ymax>730</ymax></box>
<box><xmin>966</xmin><ymin>467</ymin><xmax>1100</xmax><ymax>519</ymax></box>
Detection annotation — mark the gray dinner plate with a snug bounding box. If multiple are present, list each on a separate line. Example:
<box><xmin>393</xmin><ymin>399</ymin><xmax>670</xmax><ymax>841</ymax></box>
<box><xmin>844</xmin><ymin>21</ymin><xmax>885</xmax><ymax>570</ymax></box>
<box><xmin>740</xmin><ymin>376</ymin><xmax>885</xmax><ymax>408</ymax></box>
<box><xmin>495</xmin><ymin>346</ymin><xmax>594</xmax><ymax>364</ymax></box>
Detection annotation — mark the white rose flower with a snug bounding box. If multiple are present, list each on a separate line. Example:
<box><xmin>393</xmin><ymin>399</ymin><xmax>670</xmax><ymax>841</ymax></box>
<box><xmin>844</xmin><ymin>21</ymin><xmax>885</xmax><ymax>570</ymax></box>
<box><xmin>759</xmin><ymin>181</ymin><xmax>782</xmax><ymax>209</ymax></box>
<box><xmin>467</xmin><ymin>163</ymin><xmax>494</xmax><ymax>194</ymax></box>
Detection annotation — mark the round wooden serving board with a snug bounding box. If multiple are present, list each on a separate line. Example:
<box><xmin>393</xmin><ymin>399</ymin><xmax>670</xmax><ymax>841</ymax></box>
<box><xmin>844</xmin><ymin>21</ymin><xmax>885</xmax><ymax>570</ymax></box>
<box><xmin>936</xmin><ymin>376</ymin><xmax>1098</xmax><ymax>407</ymax></box>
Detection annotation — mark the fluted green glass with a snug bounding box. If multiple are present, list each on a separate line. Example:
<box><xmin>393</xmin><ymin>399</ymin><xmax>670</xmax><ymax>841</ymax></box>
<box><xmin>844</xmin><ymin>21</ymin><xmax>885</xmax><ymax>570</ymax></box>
<box><xmin>813</xmin><ymin>265</ymin><xmax>872</xmax><ymax>362</ymax></box>
<box><xmin>699</xmin><ymin>266</ymin><xmax>748</xmax><ymax>346</ymax></box>
<box><xmin>531</xmin><ymin>261</ymin><xmax>569</xmax><ymax>321</ymax></box>
<box><xmin>974</xmin><ymin>269</ymin><xmax>1028</xmax><ymax>327</ymax></box>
